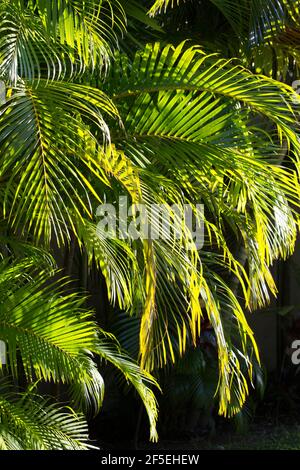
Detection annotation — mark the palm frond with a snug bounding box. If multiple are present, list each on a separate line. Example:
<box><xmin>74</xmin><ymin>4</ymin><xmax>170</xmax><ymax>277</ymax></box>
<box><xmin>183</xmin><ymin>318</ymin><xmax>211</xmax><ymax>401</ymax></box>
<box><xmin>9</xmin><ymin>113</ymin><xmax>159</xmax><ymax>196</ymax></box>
<box><xmin>0</xmin><ymin>257</ymin><xmax>159</xmax><ymax>435</ymax></box>
<box><xmin>109</xmin><ymin>43</ymin><xmax>300</xmax><ymax>148</ymax></box>
<box><xmin>95</xmin><ymin>333</ymin><xmax>159</xmax><ymax>442</ymax></box>
<box><xmin>76</xmin><ymin>217</ymin><xmax>138</xmax><ymax>310</ymax></box>
<box><xmin>0</xmin><ymin>0</ymin><xmax>127</xmax><ymax>82</ymax></box>
<box><xmin>0</xmin><ymin>80</ymin><xmax>118</xmax><ymax>245</ymax></box>
<box><xmin>148</xmin><ymin>0</ymin><xmax>184</xmax><ymax>16</ymax></box>
<box><xmin>0</xmin><ymin>380</ymin><xmax>93</xmax><ymax>450</ymax></box>
<box><xmin>0</xmin><ymin>261</ymin><xmax>104</xmax><ymax>414</ymax></box>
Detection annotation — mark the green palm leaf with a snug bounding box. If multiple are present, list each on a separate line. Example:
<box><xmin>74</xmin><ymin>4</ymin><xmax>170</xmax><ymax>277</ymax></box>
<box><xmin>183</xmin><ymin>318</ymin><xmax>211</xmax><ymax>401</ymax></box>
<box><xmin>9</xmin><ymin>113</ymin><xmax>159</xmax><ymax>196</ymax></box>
<box><xmin>0</xmin><ymin>256</ymin><xmax>159</xmax><ymax>438</ymax></box>
<box><xmin>0</xmin><ymin>262</ymin><xmax>104</xmax><ymax>413</ymax></box>
<box><xmin>95</xmin><ymin>334</ymin><xmax>159</xmax><ymax>442</ymax></box>
<box><xmin>0</xmin><ymin>80</ymin><xmax>118</xmax><ymax>245</ymax></box>
<box><xmin>109</xmin><ymin>42</ymin><xmax>300</xmax><ymax>147</ymax></box>
<box><xmin>149</xmin><ymin>0</ymin><xmax>184</xmax><ymax>16</ymax></box>
<box><xmin>0</xmin><ymin>380</ymin><xmax>93</xmax><ymax>450</ymax></box>
<box><xmin>0</xmin><ymin>0</ymin><xmax>127</xmax><ymax>82</ymax></box>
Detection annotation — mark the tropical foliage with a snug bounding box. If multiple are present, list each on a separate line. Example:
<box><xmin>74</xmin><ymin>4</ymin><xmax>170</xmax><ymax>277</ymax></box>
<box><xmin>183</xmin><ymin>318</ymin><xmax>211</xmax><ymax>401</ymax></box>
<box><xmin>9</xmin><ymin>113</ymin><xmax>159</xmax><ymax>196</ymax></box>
<box><xmin>0</xmin><ymin>0</ymin><xmax>300</xmax><ymax>448</ymax></box>
<box><xmin>0</xmin><ymin>253</ymin><xmax>158</xmax><ymax>448</ymax></box>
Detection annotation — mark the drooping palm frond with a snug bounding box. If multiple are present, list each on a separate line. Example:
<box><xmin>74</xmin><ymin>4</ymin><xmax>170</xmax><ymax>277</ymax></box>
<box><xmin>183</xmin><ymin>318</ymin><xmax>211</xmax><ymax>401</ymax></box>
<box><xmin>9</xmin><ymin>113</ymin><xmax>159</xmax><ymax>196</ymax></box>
<box><xmin>0</xmin><ymin>0</ymin><xmax>127</xmax><ymax>82</ymax></box>
<box><xmin>0</xmin><ymin>233</ymin><xmax>56</xmax><ymax>266</ymax></box>
<box><xmin>76</xmin><ymin>217</ymin><xmax>138</xmax><ymax>310</ymax></box>
<box><xmin>0</xmin><ymin>379</ymin><xmax>93</xmax><ymax>450</ymax></box>
<box><xmin>148</xmin><ymin>1</ymin><xmax>300</xmax><ymax>79</ymax></box>
<box><xmin>246</xmin><ymin>0</ymin><xmax>300</xmax><ymax>46</ymax></box>
<box><xmin>1</xmin><ymin>0</ymin><xmax>300</xmax><ymax>425</ymax></box>
<box><xmin>29</xmin><ymin>0</ymin><xmax>126</xmax><ymax>53</ymax></box>
<box><xmin>109</xmin><ymin>41</ymin><xmax>300</xmax><ymax>273</ymax></box>
<box><xmin>109</xmin><ymin>42</ymin><xmax>300</xmax><ymax>143</ymax></box>
<box><xmin>95</xmin><ymin>333</ymin><xmax>159</xmax><ymax>442</ymax></box>
<box><xmin>0</xmin><ymin>260</ymin><xmax>104</xmax><ymax>413</ymax></box>
<box><xmin>0</xmin><ymin>1</ymin><xmax>69</xmax><ymax>84</ymax></box>
<box><xmin>0</xmin><ymin>256</ymin><xmax>159</xmax><ymax>439</ymax></box>
<box><xmin>0</xmin><ymin>79</ymin><xmax>118</xmax><ymax>245</ymax></box>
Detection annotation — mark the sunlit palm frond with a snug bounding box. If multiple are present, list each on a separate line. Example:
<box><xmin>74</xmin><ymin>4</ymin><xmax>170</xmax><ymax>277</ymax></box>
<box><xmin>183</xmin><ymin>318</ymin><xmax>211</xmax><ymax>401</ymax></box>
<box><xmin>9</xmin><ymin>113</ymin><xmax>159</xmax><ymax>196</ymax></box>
<box><xmin>119</xmin><ymin>0</ymin><xmax>163</xmax><ymax>55</ymax></box>
<box><xmin>0</xmin><ymin>0</ymin><xmax>127</xmax><ymax>82</ymax></box>
<box><xmin>0</xmin><ymin>80</ymin><xmax>118</xmax><ymax>245</ymax></box>
<box><xmin>76</xmin><ymin>217</ymin><xmax>138</xmax><ymax>310</ymax></box>
<box><xmin>109</xmin><ymin>43</ymin><xmax>300</xmax><ymax>145</ymax></box>
<box><xmin>0</xmin><ymin>1</ymin><xmax>72</xmax><ymax>84</ymax></box>
<box><xmin>0</xmin><ymin>256</ymin><xmax>160</xmax><ymax>438</ymax></box>
<box><xmin>0</xmin><ymin>261</ymin><xmax>104</xmax><ymax>413</ymax></box>
<box><xmin>148</xmin><ymin>0</ymin><xmax>184</xmax><ymax>16</ymax></box>
<box><xmin>0</xmin><ymin>380</ymin><xmax>92</xmax><ymax>450</ymax></box>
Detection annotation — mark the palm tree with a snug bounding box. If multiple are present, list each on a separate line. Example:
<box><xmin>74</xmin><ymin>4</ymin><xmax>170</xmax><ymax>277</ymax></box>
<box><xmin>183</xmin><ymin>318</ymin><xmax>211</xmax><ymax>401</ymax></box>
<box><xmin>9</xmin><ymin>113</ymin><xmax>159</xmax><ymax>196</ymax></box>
<box><xmin>0</xmin><ymin>0</ymin><xmax>300</xmax><ymax>445</ymax></box>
